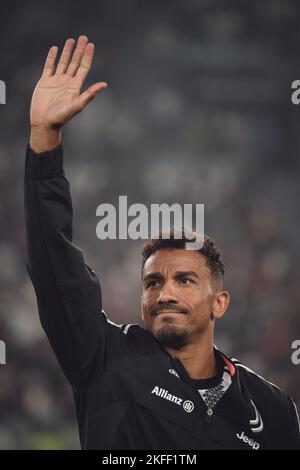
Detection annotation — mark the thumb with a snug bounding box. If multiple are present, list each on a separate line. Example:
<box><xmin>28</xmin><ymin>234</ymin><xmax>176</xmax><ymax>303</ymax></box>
<box><xmin>75</xmin><ymin>82</ymin><xmax>108</xmax><ymax>112</ymax></box>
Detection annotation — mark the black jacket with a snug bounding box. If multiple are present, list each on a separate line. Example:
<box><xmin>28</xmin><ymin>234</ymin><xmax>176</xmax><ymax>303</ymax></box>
<box><xmin>24</xmin><ymin>142</ymin><xmax>300</xmax><ymax>450</ymax></box>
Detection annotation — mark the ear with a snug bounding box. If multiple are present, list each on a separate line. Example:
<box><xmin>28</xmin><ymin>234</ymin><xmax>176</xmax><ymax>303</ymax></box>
<box><xmin>212</xmin><ymin>291</ymin><xmax>230</xmax><ymax>319</ymax></box>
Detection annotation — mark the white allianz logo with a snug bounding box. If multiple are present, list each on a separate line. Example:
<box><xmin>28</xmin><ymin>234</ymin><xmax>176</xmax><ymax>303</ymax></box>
<box><xmin>151</xmin><ymin>386</ymin><xmax>194</xmax><ymax>413</ymax></box>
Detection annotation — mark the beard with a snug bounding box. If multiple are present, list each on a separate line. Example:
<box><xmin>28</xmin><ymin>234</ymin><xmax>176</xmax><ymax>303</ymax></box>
<box><xmin>153</xmin><ymin>318</ymin><xmax>190</xmax><ymax>350</ymax></box>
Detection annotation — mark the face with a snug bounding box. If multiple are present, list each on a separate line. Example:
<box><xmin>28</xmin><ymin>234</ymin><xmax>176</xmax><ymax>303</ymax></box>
<box><xmin>141</xmin><ymin>248</ymin><xmax>230</xmax><ymax>350</ymax></box>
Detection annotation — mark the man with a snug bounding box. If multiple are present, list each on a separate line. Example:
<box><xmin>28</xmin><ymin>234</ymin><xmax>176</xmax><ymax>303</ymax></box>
<box><xmin>24</xmin><ymin>35</ymin><xmax>300</xmax><ymax>449</ymax></box>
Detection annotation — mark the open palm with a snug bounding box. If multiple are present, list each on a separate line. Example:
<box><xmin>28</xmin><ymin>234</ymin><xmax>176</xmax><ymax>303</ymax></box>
<box><xmin>30</xmin><ymin>35</ymin><xmax>107</xmax><ymax>129</ymax></box>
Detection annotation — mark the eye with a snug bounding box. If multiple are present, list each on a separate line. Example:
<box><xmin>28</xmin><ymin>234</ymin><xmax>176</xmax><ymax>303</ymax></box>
<box><xmin>179</xmin><ymin>278</ymin><xmax>194</xmax><ymax>285</ymax></box>
<box><xmin>147</xmin><ymin>280</ymin><xmax>160</xmax><ymax>288</ymax></box>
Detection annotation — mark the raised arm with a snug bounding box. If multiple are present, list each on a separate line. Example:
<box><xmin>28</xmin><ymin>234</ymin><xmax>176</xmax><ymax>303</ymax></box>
<box><xmin>25</xmin><ymin>36</ymin><xmax>126</xmax><ymax>388</ymax></box>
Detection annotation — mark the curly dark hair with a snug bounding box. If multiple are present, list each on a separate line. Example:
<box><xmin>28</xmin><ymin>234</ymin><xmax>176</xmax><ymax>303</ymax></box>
<box><xmin>141</xmin><ymin>227</ymin><xmax>224</xmax><ymax>285</ymax></box>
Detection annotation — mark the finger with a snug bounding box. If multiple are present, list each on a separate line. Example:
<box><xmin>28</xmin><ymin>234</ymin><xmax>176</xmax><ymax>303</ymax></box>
<box><xmin>74</xmin><ymin>82</ymin><xmax>108</xmax><ymax>112</ymax></box>
<box><xmin>75</xmin><ymin>42</ymin><xmax>95</xmax><ymax>85</ymax></box>
<box><xmin>66</xmin><ymin>35</ymin><xmax>88</xmax><ymax>76</ymax></box>
<box><xmin>41</xmin><ymin>46</ymin><xmax>58</xmax><ymax>78</ymax></box>
<box><xmin>56</xmin><ymin>38</ymin><xmax>76</xmax><ymax>74</ymax></box>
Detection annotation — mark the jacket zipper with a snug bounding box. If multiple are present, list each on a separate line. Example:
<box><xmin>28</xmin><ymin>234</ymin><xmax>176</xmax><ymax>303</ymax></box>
<box><xmin>169</xmin><ymin>357</ymin><xmax>215</xmax><ymax>424</ymax></box>
<box><xmin>206</xmin><ymin>408</ymin><xmax>213</xmax><ymax>423</ymax></box>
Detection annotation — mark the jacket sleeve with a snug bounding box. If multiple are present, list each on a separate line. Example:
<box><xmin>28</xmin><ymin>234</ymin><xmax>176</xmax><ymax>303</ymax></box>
<box><xmin>24</xmin><ymin>142</ymin><xmax>127</xmax><ymax>388</ymax></box>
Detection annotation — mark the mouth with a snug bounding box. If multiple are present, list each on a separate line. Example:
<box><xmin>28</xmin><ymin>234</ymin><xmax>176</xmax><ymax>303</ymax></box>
<box><xmin>156</xmin><ymin>310</ymin><xmax>186</xmax><ymax>316</ymax></box>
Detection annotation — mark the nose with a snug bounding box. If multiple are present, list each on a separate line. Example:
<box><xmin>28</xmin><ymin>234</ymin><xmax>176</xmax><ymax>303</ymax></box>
<box><xmin>156</xmin><ymin>282</ymin><xmax>178</xmax><ymax>305</ymax></box>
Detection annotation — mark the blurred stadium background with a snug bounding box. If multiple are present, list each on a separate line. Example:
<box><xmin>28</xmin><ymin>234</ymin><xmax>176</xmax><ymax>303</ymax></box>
<box><xmin>0</xmin><ymin>0</ymin><xmax>300</xmax><ymax>449</ymax></box>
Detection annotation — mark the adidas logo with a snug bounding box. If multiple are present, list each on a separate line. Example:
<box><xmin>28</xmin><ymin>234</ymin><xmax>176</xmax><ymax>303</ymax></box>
<box><xmin>169</xmin><ymin>368</ymin><xmax>179</xmax><ymax>378</ymax></box>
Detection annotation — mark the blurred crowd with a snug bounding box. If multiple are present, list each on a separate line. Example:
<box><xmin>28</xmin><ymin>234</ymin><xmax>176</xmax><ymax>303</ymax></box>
<box><xmin>0</xmin><ymin>0</ymin><xmax>300</xmax><ymax>449</ymax></box>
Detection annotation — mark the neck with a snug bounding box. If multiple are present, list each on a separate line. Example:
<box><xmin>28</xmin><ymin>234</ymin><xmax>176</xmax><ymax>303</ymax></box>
<box><xmin>164</xmin><ymin>337</ymin><xmax>217</xmax><ymax>380</ymax></box>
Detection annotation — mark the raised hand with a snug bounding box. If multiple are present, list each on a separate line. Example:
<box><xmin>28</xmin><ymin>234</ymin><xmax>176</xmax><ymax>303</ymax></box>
<box><xmin>29</xmin><ymin>35</ymin><xmax>107</xmax><ymax>152</ymax></box>
<box><xmin>30</xmin><ymin>35</ymin><xmax>107</xmax><ymax>129</ymax></box>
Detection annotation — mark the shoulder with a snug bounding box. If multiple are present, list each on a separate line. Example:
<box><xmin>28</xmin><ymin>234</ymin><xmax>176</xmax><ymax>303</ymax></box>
<box><xmin>231</xmin><ymin>355</ymin><xmax>299</xmax><ymax>422</ymax></box>
<box><xmin>119</xmin><ymin>321</ymin><xmax>161</xmax><ymax>352</ymax></box>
